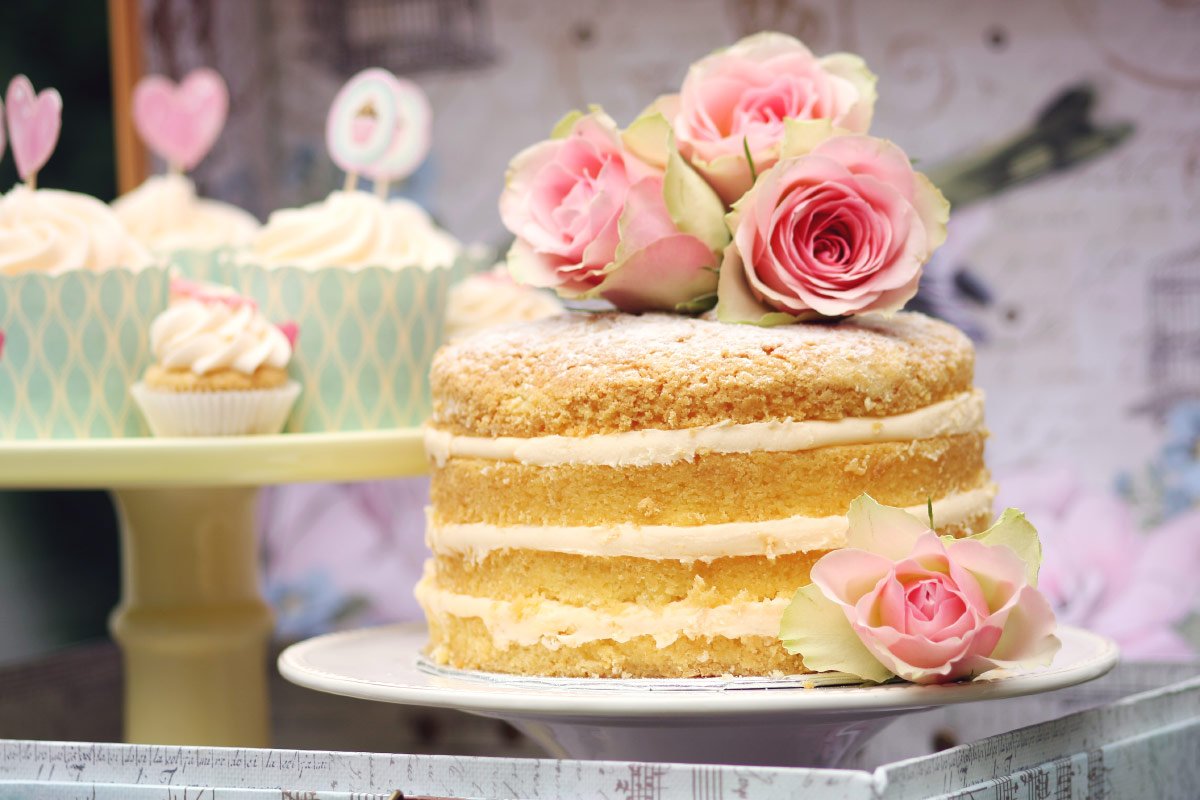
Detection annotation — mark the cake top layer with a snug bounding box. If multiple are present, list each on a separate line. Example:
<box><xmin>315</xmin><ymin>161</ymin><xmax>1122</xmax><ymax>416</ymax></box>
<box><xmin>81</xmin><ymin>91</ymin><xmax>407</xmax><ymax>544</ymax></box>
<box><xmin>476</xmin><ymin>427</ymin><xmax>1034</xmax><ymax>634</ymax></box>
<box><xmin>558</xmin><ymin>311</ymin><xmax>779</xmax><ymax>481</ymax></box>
<box><xmin>431</xmin><ymin>311</ymin><xmax>974</xmax><ymax>437</ymax></box>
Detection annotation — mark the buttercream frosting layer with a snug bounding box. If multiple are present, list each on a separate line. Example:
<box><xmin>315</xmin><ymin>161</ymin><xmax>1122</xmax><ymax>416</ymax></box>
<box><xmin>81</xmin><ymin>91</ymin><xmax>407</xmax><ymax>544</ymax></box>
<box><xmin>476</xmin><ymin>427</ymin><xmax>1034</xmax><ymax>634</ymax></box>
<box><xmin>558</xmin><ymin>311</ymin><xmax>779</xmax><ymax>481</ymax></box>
<box><xmin>416</xmin><ymin>566</ymin><xmax>788</xmax><ymax>650</ymax></box>
<box><xmin>427</xmin><ymin>390</ymin><xmax>985</xmax><ymax>468</ymax></box>
<box><xmin>427</xmin><ymin>485</ymin><xmax>995</xmax><ymax>561</ymax></box>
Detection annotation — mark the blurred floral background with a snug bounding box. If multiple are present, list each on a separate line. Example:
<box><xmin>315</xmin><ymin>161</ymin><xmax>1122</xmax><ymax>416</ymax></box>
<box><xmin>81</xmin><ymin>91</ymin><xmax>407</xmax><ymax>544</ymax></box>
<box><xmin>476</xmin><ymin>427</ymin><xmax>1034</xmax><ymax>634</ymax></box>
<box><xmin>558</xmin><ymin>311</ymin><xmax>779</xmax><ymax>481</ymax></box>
<box><xmin>1</xmin><ymin>0</ymin><xmax>1198</xmax><ymax>664</ymax></box>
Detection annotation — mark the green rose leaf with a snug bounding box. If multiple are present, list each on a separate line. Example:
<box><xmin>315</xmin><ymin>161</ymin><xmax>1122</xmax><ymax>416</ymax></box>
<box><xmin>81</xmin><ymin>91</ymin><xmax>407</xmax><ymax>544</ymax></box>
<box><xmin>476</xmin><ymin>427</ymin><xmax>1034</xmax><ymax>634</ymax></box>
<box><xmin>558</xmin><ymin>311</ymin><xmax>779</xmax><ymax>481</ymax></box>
<box><xmin>780</xmin><ymin>583</ymin><xmax>893</xmax><ymax>683</ymax></box>
<box><xmin>675</xmin><ymin>291</ymin><xmax>718</xmax><ymax>314</ymax></box>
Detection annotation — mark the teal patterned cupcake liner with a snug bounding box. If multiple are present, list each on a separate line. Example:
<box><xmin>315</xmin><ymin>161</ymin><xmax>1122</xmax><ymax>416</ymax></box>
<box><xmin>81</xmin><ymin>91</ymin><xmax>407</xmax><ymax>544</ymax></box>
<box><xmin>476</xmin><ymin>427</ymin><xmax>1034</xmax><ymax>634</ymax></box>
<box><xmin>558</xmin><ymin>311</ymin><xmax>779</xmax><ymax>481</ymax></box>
<box><xmin>166</xmin><ymin>247</ymin><xmax>243</xmax><ymax>287</ymax></box>
<box><xmin>238</xmin><ymin>261</ymin><xmax>457</xmax><ymax>432</ymax></box>
<box><xmin>0</xmin><ymin>268</ymin><xmax>169</xmax><ymax>438</ymax></box>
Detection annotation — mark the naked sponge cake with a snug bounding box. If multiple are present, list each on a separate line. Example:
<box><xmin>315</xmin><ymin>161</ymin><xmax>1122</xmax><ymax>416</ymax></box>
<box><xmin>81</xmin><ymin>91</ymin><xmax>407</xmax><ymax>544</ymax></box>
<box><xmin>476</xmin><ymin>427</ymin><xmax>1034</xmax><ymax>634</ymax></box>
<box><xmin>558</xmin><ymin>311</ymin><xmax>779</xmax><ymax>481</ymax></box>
<box><xmin>417</xmin><ymin>311</ymin><xmax>993</xmax><ymax>677</ymax></box>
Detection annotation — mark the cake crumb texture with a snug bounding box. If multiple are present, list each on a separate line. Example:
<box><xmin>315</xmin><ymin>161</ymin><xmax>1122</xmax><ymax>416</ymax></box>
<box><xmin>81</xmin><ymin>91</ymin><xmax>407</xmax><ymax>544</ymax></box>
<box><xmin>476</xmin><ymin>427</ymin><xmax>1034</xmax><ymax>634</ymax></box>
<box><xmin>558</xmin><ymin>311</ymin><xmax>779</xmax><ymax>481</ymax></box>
<box><xmin>144</xmin><ymin>364</ymin><xmax>290</xmax><ymax>392</ymax></box>
<box><xmin>432</xmin><ymin>433</ymin><xmax>988</xmax><ymax>527</ymax></box>
<box><xmin>425</xmin><ymin>615</ymin><xmax>813</xmax><ymax>678</ymax></box>
<box><xmin>431</xmin><ymin>311</ymin><xmax>975</xmax><ymax>437</ymax></box>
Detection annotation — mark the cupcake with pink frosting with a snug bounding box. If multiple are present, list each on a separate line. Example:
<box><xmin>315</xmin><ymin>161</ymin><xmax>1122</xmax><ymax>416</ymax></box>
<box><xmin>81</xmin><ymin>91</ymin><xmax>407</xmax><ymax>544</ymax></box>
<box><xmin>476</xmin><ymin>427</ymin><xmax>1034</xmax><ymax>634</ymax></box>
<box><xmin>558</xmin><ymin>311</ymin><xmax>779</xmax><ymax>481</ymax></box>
<box><xmin>131</xmin><ymin>280</ymin><xmax>300</xmax><ymax>436</ymax></box>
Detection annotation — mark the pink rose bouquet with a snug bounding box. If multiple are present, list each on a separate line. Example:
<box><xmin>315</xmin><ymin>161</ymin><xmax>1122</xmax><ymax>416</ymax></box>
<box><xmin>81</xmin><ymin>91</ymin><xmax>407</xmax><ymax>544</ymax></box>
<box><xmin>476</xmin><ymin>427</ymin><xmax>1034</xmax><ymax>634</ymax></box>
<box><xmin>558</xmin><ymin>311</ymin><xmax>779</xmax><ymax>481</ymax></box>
<box><xmin>780</xmin><ymin>495</ymin><xmax>1060</xmax><ymax>684</ymax></box>
<box><xmin>500</xmin><ymin>109</ymin><xmax>727</xmax><ymax>313</ymax></box>
<box><xmin>500</xmin><ymin>32</ymin><xmax>948</xmax><ymax>325</ymax></box>
<box><xmin>716</xmin><ymin>135</ymin><xmax>949</xmax><ymax>321</ymax></box>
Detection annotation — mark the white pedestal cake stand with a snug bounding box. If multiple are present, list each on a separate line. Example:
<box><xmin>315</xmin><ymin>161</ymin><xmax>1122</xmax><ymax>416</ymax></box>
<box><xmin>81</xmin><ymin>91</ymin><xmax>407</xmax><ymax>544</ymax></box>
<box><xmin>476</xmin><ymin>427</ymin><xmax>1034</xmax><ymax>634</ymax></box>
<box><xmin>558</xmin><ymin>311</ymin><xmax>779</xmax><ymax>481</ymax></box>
<box><xmin>0</xmin><ymin>430</ymin><xmax>427</xmax><ymax>748</ymax></box>
<box><xmin>278</xmin><ymin>622</ymin><xmax>1119</xmax><ymax>768</ymax></box>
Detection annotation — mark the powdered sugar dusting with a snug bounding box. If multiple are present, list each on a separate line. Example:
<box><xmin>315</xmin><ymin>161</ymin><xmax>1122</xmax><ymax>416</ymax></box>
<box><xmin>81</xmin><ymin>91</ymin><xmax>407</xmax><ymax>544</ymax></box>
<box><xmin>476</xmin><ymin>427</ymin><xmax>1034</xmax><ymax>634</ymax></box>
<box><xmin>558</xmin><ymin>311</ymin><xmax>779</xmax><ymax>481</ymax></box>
<box><xmin>432</xmin><ymin>312</ymin><xmax>975</xmax><ymax>436</ymax></box>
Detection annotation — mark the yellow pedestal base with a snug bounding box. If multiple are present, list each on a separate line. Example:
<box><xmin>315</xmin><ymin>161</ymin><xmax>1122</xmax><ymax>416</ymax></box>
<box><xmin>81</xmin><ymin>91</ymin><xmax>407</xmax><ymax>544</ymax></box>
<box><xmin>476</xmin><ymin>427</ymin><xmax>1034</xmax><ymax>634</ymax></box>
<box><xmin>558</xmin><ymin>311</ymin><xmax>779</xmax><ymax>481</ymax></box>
<box><xmin>111</xmin><ymin>487</ymin><xmax>273</xmax><ymax>746</ymax></box>
<box><xmin>0</xmin><ymin>429</ymin><xmax>427</xmax><ymax>746</ymax></box>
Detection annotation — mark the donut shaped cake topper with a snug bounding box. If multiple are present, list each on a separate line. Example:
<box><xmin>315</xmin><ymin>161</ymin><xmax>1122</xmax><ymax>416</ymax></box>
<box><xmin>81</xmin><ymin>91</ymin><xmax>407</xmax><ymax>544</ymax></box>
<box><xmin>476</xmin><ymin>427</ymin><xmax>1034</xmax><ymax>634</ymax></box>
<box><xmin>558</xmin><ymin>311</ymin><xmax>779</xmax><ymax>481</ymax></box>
<box><xmin>133</xmin><ymin>68</ymin><xmax>229</xmax><ymax>172</ymax></box>
<box><xmin>326</xmin><ymin>67</ymin><xmax>432</xmax><ymax>191</ymax></box>
<box><xmin>6</xmin><ymin>75</ymin><xmax>62</xmax><ymax>189</ymax></box>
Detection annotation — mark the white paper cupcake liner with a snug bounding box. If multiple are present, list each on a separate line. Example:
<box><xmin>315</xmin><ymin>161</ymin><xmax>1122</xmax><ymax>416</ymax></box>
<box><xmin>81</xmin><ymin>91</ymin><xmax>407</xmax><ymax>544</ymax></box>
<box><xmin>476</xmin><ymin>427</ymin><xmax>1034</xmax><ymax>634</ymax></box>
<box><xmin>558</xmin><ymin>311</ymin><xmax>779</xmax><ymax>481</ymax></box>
<box><xmin>131</xmin><ymin>381</ymin><xmax>302</xmax><ymax>437</ymax></box>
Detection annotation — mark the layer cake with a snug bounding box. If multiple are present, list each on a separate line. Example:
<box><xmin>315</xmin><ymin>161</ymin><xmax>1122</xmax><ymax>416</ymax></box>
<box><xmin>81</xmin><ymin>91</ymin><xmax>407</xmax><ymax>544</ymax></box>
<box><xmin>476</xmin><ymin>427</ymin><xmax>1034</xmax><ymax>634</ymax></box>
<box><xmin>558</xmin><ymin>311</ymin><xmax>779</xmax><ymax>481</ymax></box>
<box><xmin>417</xmin><ymin>310</ymin><xmax>993</xmax><ymax>677</ymax></box>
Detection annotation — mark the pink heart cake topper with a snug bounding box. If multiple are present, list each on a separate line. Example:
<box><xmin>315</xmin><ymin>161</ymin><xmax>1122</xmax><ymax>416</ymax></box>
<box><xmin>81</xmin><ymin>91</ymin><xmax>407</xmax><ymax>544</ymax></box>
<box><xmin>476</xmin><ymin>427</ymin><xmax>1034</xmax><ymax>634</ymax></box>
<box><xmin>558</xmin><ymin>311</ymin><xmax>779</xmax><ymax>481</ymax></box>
<box><xmin>6</xmin><ymin>76</ymin><xmax>62</xmax><ymax>185</ymax></box>
<box><xmin>133</xmin><ymin>68</ymin><xmax>228</xmax><ymax>172</ymax></box>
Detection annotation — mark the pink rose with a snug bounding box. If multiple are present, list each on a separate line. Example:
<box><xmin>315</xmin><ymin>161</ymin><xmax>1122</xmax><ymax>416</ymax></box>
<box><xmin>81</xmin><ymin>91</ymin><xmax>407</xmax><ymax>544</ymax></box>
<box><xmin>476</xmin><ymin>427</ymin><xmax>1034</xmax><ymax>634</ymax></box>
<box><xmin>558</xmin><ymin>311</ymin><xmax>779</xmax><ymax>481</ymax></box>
<box><xmin>500</xmin><ymin>110</ymin><xmax>721</xmax><ymax>312</ymax></box>
<box><xmin>717</xmin><ymin>135</ymin><xmax>949</xmax><ymax>322</ymax></box>
<box><xmin>781</xmin><ymin>496</ymin><xmax>1060</xmax><ymax>685</ymax></box>
<box><xmin>663</xmin><ymin>32</ymin><xmax>877</xmax><ymax>204</ymax></box>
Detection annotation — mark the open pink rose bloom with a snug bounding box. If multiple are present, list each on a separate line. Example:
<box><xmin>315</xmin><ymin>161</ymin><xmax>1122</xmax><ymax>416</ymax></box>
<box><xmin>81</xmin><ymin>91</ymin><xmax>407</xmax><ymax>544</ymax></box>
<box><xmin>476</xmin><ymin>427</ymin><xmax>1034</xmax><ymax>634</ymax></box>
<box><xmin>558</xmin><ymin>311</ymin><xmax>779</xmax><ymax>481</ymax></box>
<box><xmin>666</xmin><ymin>31</ymin><xmax>877</xmax><ymax>204</ymax></box>
<box><xmin>499</xmin><ymin>109</ymin><xmax>722</xmax><ymax>312</ymax></box>
<box><xmin>781</xmin><ymin>496</ymin><xmax>1060</xmax><ymax>684</ymax></box>
<box><xmin>717</xmin><ymin>135</ymin><xmax>949</xmax><ymax>321</ymax></box>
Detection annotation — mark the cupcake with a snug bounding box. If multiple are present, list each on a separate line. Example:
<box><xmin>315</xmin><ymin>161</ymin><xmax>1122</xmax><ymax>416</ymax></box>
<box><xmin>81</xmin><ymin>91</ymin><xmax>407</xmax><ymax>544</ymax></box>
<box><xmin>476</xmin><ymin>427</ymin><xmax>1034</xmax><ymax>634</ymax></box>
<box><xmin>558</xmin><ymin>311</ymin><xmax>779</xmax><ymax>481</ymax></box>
<box><xmin>113</xmin><ymin>172</ymin><xmax>259</xmax><ymax>253</ymax></box>
<box><xmin>131</xmin><ymin>281</ymin><xmax>300</xmax><ymax>436</ymax></box>
<box><xmin>0</xmin><ymin>183</ymin><xmax>167</xmax><ymax>438</ymax></box>
<box><xmin>239</xmin><ymin>190</ymin><xmax>461</xmax><ymax>432</ymax></box>
<box><xmin>445</xmin><ymin>264</ymin><xmax>563</xmax><ymax>339</ymax></box>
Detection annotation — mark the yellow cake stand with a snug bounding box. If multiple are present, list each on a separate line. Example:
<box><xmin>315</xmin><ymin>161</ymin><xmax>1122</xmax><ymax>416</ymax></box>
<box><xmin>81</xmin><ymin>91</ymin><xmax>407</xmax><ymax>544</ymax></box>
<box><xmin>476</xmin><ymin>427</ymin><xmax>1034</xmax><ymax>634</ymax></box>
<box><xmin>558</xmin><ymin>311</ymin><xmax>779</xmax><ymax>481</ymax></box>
<box><xmin>0</xmin><ymin>429</ymin><xmax>427</xmax><ymax>748</ymax></box>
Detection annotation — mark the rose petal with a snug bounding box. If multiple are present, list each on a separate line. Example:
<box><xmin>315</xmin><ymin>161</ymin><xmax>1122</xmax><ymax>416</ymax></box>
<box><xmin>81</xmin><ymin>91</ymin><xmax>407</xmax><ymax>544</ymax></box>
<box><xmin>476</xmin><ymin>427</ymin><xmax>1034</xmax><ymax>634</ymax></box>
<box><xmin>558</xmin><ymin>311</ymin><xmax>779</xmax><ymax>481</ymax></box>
<box><xmin>986</xmin><ymin>583</ymin><xmax>1060</xmax><ymax>663</ymax></box>
<box><xmin>810</xmin><ymin>547</ymin><xmax>897</xmax><ymax>606</ymax></box>
<box><xmin>844</xmin><ymin>495</ymin><xmax>933</xmax><ymax>559</ymax></box>
<box><xmin>506</xmin><ymin>238</ymin><xmax>570</xmax><ymax>290</ymax></box>
<box><xmin>946</xmin><ymin>537</ymin><xmax>1029</xmax><ymax>613</ymax></box>
<box><xmin>596</xmin><ymin>233</ymin><xmax>717</xmax><ymax>312</ymax></box>
<box><xmin>714</xmin><ymin>245</ymin><xmax>803</xmax><ymax>325</ymax></box>
<box><xmin>819</xmin><ymin>53</ymin><xmax>877</xmax><ymax>133</ymax></box>
<box><xmin>779</xmin><ymin>583</ymin><xmax>894</xmax><ymax>682</ymax></box>
<box><xmin>812</xmin><ymin>136</ymin><xmax>919</xmax><ymax>203</ymax></box>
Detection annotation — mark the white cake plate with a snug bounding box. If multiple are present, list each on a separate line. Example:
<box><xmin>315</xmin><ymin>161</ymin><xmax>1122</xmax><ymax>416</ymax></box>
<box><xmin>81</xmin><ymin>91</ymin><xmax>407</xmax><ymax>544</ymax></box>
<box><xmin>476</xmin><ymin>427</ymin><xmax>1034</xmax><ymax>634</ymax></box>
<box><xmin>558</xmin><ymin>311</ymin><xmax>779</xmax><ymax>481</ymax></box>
<box><xmin>278</xmin><ymin>622</ymin><xmax>1118</xmax><ymax>767</ymax></box>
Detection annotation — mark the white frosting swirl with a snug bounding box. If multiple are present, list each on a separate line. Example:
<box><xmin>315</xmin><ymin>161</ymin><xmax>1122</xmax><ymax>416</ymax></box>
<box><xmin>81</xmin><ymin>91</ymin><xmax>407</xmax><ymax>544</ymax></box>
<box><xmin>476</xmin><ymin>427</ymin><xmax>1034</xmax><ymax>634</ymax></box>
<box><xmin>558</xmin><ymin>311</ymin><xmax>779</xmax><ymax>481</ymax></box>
<box><xmin>0</xmin><ymin>185</ymin><xmax>153</xmax><ymax>274</ymax></box>
<box><xmin>445</xmin><ymin>266</ymin><xmax>563</xmax><ymax>339</ymax></box>
<box><xmin>113</xmin><ymin>173</ymin><xmax>259</xmax><ymax>252</ymax></box>
<box><xmin>248</xmin><ymin>190</ymin><xmax>460</xmax><ymax>270</ymax></box>
<box><xmin>150</xmin><ymin>298</ymin><xmax>291</xmax><ymax>375</ymax></box>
